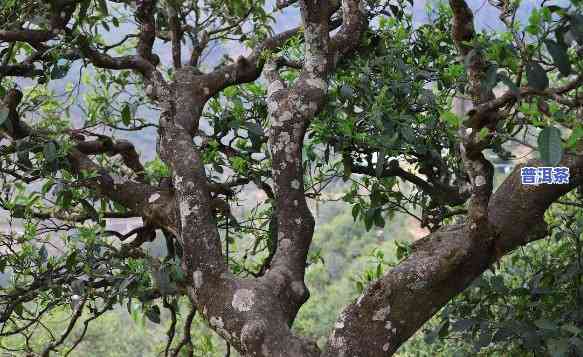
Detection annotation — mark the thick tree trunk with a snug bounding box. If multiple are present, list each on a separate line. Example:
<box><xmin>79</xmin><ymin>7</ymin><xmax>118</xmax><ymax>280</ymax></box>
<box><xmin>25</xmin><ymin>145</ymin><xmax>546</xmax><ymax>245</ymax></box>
<box><xmin>323</xmin><ymin>155</ymin><xmax>583</xmax><ymax>356</ymax></box>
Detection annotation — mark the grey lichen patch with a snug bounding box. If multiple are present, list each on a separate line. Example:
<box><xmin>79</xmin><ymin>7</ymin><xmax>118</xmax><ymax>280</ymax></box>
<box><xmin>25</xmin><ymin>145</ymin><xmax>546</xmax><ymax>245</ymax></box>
<box><xmin>268</xmin><ymin>81</ymin><xmax>285</xmax><ymax>97</ymax></box>
<box><xmin>193</xmin><ymin>270</ymin><xmax>203</xmax><ymax>289</ymax></box>
<box><xmin>148</xmin><ymin>193</ymin><xmax>161</xmax><ymax>203</ymax></box>
<box><xmin>291</xmin><ymin>179</ymin><xmax>301</xmax><ymax>190</ymax></box>
<box><xmin>111</xmin><ymin>174</ymin><xmax>127</xmax><ymax>185</ymax></box>
<box><xmin>210</xmin><ymin>316</ymin><xmax>230</xmax><ymax>339</ymax></box>
<box><xmin>474</xmin><ymin>175</ymin><xmax>486</xmax><ymax>186</ymax></box>
<box><xmin>145</xmin><ymin>84</ymin><xmax>156</xmax><ymax>98</ymax></box>
<box><xmin>334</xmin><ymin>311</ymin><xmax>347</xmax><ymax>330</ymax></box>
<box><xmin>240</xmin><ymin>319</ymin><xmax>267</xmax><ymax>349</ymax></box>
<box><xmin>278</xmin><ymin>133</ymin><xmax>298</xmax><ymax>162</ymax></box>
<box><xmin>210</xmin><ymin>316</ymin><xmax>224</xmax><ymax>328</ymax></box>
<box><xmin>279</xmin><ymin>238</ymin><xmax>292</xmax><ymax>251</ymax></box>
<box><xmin>291</xmin><ymin>281</ymin><xmax>306</xmax><ymax>299</ymax></box>
<box><xmin>232</xmin><ymin>289</ymin><xmax>255</xmax><ymax>312</ymax></box>
<box><xmin>304</xmin><ymin>23</ymin><xmax>327</xmax><ymax>73</ymax></box>
<box><xmin>408</xmin><ymin>280</ymin><xmax>428</xmax><ymax>290</ymax></box>
<box><xmin>331</xmin><ymin>335</ymin><xmax>345</xmax><ymax>348</ymax></box>
<box><xmin>275</xmin><ymin>132</ymin><xmax>291</xmax><ymax>153</ymax></box>
<box><xmin>273</xmin><ymin>111</ymin><xmax>292</xmax><ymax>127</ymax></box>
<box><xmin>383</xmin><ymin>343</ymin><xmax>391</xmax><ymax>352</ymax></box>
<box><xmin>329</xmin><ymin>331</ymin><xmax>348</xmax><ymax>356</ymax></box>
<box><xmin>267</xmin><ymin>101</ymin><xmax>279</xmax><ymax>115</ymax></box>
<box><xmin>179</xmin><ymin>200</ymin><xmax>193</xmax><ymax>228</ymax></box>
<box><xmin>305</xmin><ymin>78</ymin><xmax>327</xmax><ymax>91</ymax></box>
<box><xmin>372</xmin><ymin>306</ymin><xmax>391</xmax><ymax>321</ymax></box>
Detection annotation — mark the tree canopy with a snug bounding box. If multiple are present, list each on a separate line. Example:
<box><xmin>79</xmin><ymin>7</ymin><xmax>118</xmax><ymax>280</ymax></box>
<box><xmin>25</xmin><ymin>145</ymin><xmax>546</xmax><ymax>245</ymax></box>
<box><xmin>0</xmin><ymin>0</ymin><xmax>582</xmax><ymax>356</ymax></box>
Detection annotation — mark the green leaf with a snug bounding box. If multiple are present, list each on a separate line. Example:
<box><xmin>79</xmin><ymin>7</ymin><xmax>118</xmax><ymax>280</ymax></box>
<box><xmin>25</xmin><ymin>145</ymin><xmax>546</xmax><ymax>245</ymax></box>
<box><xmin>562</xmin><ymin>324</ymin><xmax>581</xmax><ymax>335</ymax></box>
<box><xmin>351</xmin><ymin>204</ymin><xmax>360</xmax><ymax>221</ymax></box>
<box><xmin>482</xmin><ymin>64</ymin><xmax>499</xmax><ymax>92</ymax></box>
<box><xmin>43</xmin><ymin>141</ymin><xmax>58</xmax><ymax>163</ymax></box>
<box><xmin>478</xmin><ymin>127</ymin><xmax>490</xmax><ymax>140</ymax></box>
<box><xmin>374</xmin><ymin>209</ymin><xmax>385</xmax><ymax>228</ymax></box>
<box><xmin>66</xmin><ymin>251</ymin><xmax>77</xmax><ymax>269</ymax></box>
<box><xmin>14</xmin><ymin>303</ymin><xmax>23</xmax><ymax>317</ymax></box>
<box><xmin>58</xmin><ymin>190</ymin><xmax>73</xmax><ymax>209</ymax></box>
<box><xmin>527</xmin><ymin>9</ymin><xmax>542</xmax><ymax>35</ymax></box>
<box><xmin>172</xmin><ymin>262</ymin><xmax>186</xmax><ymax>282</ymax></box>
<box><xmin>566</xmin><ymin>126</ymin><xmax>583</xmax><ymax>148</ymax></box>
<box><xmin>339</xmin><ymin>85</ymin><xmax>354</xmax><ymax>98</ymax></box>
<box><xmin>547</xmin><ymin>338</ymin><xmax>570</xmax><ymax>357</ymax></box>
<box><xmin>569</xmin><ymin>14</ymin><xmax>583</xmax><ymax>43</ymax></box>
<box><xmin>121</xmin><ymin>104</ymin><xmax>131</xmax><ymax>126</ymax></box>
<box><xmin>538</xmin><ymin>126</ymin><xmax>563</xmax><ymax>165</ymax></box>
<box><xmin>79</xmin><ymin>199</ymin><xmax>99</xmax><ymax>220</ymax></box>
<box><xmin>17</xmin><ymin>150</ymin><xmax>32</xmax><ymax>168</ymax></box>
<box><xmin>441</xmin><ymin>111</ymin><xmax>461</xmax><ymax>128</ymax></box>
<box><xmin>535</xmin><ymin>319</ymin><xmax>557</xmax><ymax>330</ymax></box>
<box><xmin>78</xmin><ymin>0</ymin><xmax>90</xmax><ymax>21</ymax></box>
<box><xmin>544</xmin><ymin>40</ymin><xmax>571</xmax><ymax>76</ymax></box>
<box><xmin>376</xmin><ymin>148</ymin><xmax>386</xmax><ymax>178</ymax></box>
<box><xmin>493</xmin><ymin>327</ymin><xmax>514</xmax><ymax>342</ymax></box>
<box><xmin>38</xmin><ymin>245</ymin><xmax>48</xmax><ymax>263</ymax></box>
<box><xmin>244</xmin><ymin>121</ymin><xmax>264</xmax><ymax>137</ymax></box>
<box><xmin>545</xmin><ymin>5</ymin><xmax>565</xmax><ymax>14</ymax></box>
<box><xmin>145</xmin><ymin>305</ymin><xmax>161</xmax><ymax>324</ymax></box>
<box><xmin>0</xmin><ymin>108</ymin><xmax>9</xmax><ymax>126</ymax></box>
<box><xmin>438</xmin><ymin>320</ymin><xmax>450</xmax><ymax>338</ymax></box>
<box><xmin>571</xmin><ymin>336</ymin><xmax>583</xmax><ymax>352</ymax></box>
<box><xmin>50</xmin><ymin>65</ymin><xmax>69</xmax><ymax>80</ymax></box>
<box><xmin>364</xmin><ymin>208</ymin><xmax>375</xmax><ymax>231</ymax></box>
<box><xmin>97</xmin><ymin>0</ymin><xmax>109</xmax><ymax>15</ymax></box>
<box><xmin>526</xmin><ymin>62</ymin><xmax>549</xmax><ymax>90</ymax></box>
<box><xmin>41</xmin><ymin>179</ymin><xmax>55</xmax><ymax>194</ymax></box>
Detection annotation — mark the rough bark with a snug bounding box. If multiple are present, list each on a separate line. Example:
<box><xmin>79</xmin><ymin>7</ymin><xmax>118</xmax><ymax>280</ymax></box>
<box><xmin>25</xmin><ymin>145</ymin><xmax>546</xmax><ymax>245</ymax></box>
<box><xmin>323</xmin><ymin>155</ymin><xmax>583</xmax><ymax>356</ymax></box>
<box><xmin>150</xmin><ymin>1</ymin><xmax>368</xmax><ymax>355</ymax></box>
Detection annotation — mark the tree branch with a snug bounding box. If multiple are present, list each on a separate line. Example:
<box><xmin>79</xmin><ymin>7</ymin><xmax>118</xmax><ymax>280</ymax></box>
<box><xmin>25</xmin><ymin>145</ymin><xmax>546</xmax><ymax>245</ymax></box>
<box><xmin>0</xmin><ymin>89</ymin><xmax>176</xmax><ymax>235</ymax></box>
<box><xmin>324</xmin><ymin>154</ymin><xmax>583</xmax><ymax>356</ymax></box>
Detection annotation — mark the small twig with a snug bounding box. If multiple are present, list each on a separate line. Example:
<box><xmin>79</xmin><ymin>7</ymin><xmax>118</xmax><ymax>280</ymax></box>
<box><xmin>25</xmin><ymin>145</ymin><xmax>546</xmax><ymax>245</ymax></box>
<box><xmin>171</xmin><ymin>306</ymin><xmax>196</xmax><ymax>357</ymax></box>
<box><xmin>163</xmin><ymin>298</ymin><xmax>178</xmax><ymax>357</ymax></box>
<box><xmin>41</xmin><ymin>298</ymin><xmax>87</xmax><ymax>357</ymax></box>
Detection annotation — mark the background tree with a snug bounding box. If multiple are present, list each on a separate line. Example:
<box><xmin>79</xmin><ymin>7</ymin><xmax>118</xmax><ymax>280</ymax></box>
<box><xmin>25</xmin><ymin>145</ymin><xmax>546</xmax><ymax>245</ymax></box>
<box><xmin>0</xmin><ymin>0</ymin><xmax>582</xmax><ymax>356</ymax></box>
